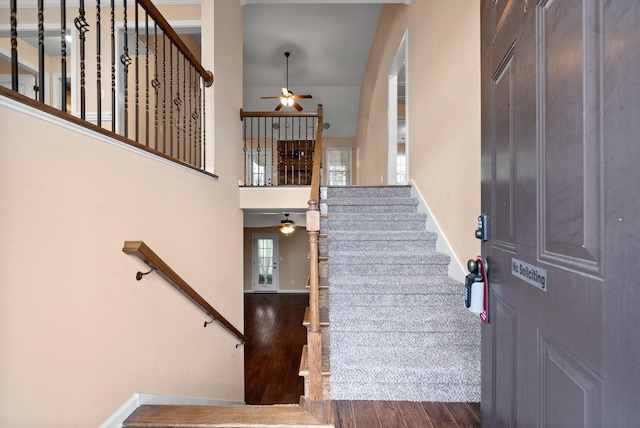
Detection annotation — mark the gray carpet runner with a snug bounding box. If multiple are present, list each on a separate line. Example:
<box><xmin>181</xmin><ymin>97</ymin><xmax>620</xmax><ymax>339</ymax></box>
<box><xmin>324</xmin><ymin>185</ymin><xmax>480</xmax><ymax>402</ymax></box>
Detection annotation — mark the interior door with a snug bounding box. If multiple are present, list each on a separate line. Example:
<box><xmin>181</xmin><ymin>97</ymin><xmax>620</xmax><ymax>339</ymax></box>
<box><xmin>481</xmin><ymin>0</ymin><xmax>640</xmax><ymax>426</ymax></box>
<box><xmin>252</xmin><ymin>233</ymin><xmax>279</xmax><ymax>293</ymax></box>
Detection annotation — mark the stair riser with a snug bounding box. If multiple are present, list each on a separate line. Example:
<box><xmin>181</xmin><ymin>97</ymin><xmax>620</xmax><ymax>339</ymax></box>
<box><xmin>328</xmin><ymin>240</ymin><xmax>436</xmax><ymax>252</ymax></box>
<box><xmin>328</xmin><ymin>204</ymin><xmax>418</xmax><ymax>214</ymax></box>
<box><xmin>330</xmin><ymin>293</ymin><xmax>463</xmax><ymax>308</ymax></box>
<box><xmin>329</xmin><ymin>264</ymin><xmax>448</xmax><ymax>277</ymax></box>
<box><xmin>326</xmin><ymin>186</ymin><xmax>411</xmax><ymax>198</ymax></box>
<box><xmin>319</xmin><ymin>288</ymin><xmax>329</xmax><ymax>309</ymax></box>
<box><xmin>302</xmin><ymin>374</ymin><xmax>331</xmax><ymax>401</ymax></box>
<box><xmin>328</xmin><ymin>221</ymin><xmax>426</xmax><ymax>231</ymax></box>
<box><xmin>331</xmin><ymin>331</ymin><xmax>481</xmax><ymax>348</ymax></box>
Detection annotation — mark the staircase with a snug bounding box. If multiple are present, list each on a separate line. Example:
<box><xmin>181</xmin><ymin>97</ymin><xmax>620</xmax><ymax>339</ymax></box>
<box><xmin>120</xmin><ymin>185</ymin><xmax>479</xmax><ymax>426</ymax></box>
<box><xmin>324</xmin><ymin>185</ymin><xmax>481</xmax><ymax>402</ymax></box>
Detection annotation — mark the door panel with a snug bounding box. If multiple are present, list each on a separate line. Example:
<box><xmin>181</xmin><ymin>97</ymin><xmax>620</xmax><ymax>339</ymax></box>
<box><xmin>479</xmin><ymin>0</ymin><xmax>627</xmax><ymax>426</ymax></box>
<box><xmin>539</xmin><ymin>334</ymin><xmax>601</xmax><ymax>428</ymax></box>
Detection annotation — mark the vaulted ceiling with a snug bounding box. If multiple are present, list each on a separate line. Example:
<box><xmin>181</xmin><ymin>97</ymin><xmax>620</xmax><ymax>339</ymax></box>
<box><xmin>241</xmin><ymin>1</ymin><xmax>409</xmax><ymax>136</ymax></box>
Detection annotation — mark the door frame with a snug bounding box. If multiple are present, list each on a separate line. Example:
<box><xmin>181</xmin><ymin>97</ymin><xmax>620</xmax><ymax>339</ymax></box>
<box><xmin>251</xmin><ymin>233</ymin><xmax>279</xmax><ymax>293</ymax></box>
<box><xmin>387</xmin><ymin>30</ymin><xmax>408</xmax><ymax>185</ymax></box>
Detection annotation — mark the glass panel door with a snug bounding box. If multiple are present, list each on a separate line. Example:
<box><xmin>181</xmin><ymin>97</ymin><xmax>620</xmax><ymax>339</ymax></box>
<box><xmin>252</xmin><ymin>233</ymin><xmax>278</xmax><ymax>292</ymax></box>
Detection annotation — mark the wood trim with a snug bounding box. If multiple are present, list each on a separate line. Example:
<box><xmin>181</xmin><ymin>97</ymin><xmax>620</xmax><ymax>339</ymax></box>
<box><xmin>0</xmin><ymin>87</ymin><xmax>218</xmax><ymax>179</ymax></box>
<box><xmin>137</xmin><ymin>0</ymin><xmax>213</xmax><ymax>87</ymax></box>
<box><xmin>122</xmin><ymin>241</ymin><xmax>247</xmax><ymax>344</ymax></box>
<box><xmin>239</xmin><ymin>108</ymin><xmax>319</xmax><ymax>120</ymax></box>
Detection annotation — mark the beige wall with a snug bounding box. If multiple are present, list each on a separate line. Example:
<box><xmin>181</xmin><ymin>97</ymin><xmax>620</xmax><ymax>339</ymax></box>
<box><xmin>356</xmin><ymin>1</ymin><xmax>481</xmax><ymax>263</ymax></box>
<box><xmin>243</xmin><ymin>228</ymin><xmax>309</xmax><ymax>293</ymax></box>
<box><xmin>0</xmin><ymin>102</ymin><xmax>244</xmax><ymax>427</ymax></box>
<box><xmin>0</xmin><ymin>1</ymin><xmax>244</xmax><ymax>426</ymax></box>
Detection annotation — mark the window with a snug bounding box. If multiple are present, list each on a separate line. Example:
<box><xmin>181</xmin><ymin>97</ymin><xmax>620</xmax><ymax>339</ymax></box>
<box><xmin>397</xmin><ymin>152</ymin><xmax>407</xmax><ymax>184</ymax></box>
<box><xmin>245</xmin><ymin>149</ymin><xmax>273</xmax><ymax>186</ymax></box>
<box><xmin>326</xmin><ymin>148</ymin><xmax>352</xmax><ymax>186</ymax></box>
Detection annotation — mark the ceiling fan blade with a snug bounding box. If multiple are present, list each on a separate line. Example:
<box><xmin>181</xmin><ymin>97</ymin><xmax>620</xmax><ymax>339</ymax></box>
<box><xmin>261</xmin><ymin>96</ymin><xmax>280</xmax><ymax>99</ymax></box>
<box><xmin>293</xmin><ymin>101</ymin><xmax>303</xmax><ymax>111</ymax></box>
<box><xmin>293</xmin><ymin>94</ymin><xmax>313</xmax><ymax>99</ymax></box>
<box><xmin>275</xmin><ymin>103</ymin><xmax>284</xmax><ymax>111</ymax></box>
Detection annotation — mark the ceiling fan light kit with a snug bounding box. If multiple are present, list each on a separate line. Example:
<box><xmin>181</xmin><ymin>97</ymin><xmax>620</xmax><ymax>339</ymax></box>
<box><xmin>280</xmin><ymin>213</ymin><xmax>296</xmax><ymax>236</ymax></box>
<box><xmin>261</xmin><ymin>52</ymin><xmax>312</xmax><ymax>111</ymax></box>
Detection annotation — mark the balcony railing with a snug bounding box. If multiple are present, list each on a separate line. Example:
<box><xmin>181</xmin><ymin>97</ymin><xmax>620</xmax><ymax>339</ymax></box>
<box><xmin>239</xmin><ymin>106</ymin><xmax>323</xmax><ymax>186</ymax></box>
<box><xmin>1</xmin><ymin>0</ymin><xmax>213</xmax><ymax>174</ymax></box>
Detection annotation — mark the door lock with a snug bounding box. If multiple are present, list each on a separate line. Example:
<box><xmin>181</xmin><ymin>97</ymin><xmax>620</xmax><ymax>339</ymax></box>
<box><xmin>475</xmin><ymin>214</ymin><xmax>488</xmax><ymax>241</ymax></box>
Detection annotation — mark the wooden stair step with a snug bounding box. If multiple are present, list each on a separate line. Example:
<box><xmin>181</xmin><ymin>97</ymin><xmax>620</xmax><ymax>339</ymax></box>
<box><xmin>303</xmin><ymin>307</ymin><xmax>329</xmax><ymax>327</ymax></box>
<box><xmin>299</xmin><ymin>345</ymin><xmax>332</xmax><ymax>400</ymax></box>
<box><xmin>299</xmin><ymin>344</ymin><xmax>331</xmax><ymax>376</ymax></box>
<box><xmin>124</xmin><ymin>404</ymin><xmax>333</xmax><ymax>427</ymax></box>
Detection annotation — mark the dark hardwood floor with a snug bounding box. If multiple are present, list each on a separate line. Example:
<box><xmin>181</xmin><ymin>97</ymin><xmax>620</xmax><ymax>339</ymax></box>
<box><xmin>244</xmin><ymin>293</ymin><xmax>481</xmax><ymax>427</ymax></box>
<box><xmin>334</xmin><ymin>401</ymin><xmax>480</xmax><ymax>428</ymax></box>
<box><xmin>244</xmin><ymin>293</ymin><xmax>308</xmax><ymax>405</ymax></box>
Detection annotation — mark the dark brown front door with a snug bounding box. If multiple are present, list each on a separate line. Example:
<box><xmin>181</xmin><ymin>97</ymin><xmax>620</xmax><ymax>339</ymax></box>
<box><xmin>481</xmin><ymin>0</ymin><xmax>640</xmax><ymax>426</ymax></box>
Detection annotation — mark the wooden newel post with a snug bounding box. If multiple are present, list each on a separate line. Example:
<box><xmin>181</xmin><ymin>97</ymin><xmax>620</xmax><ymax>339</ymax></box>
<box><xmin>306</xmin><ymin>199</ymin><xmax>323</xmax><ymax>401</ymax></box>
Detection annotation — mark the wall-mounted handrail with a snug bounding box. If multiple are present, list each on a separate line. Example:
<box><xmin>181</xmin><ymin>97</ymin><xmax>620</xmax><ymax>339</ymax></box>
<box><xmin>122</xmin><ymin>240</ymin><xmax>247</xmax><ymax>345</ymax></box>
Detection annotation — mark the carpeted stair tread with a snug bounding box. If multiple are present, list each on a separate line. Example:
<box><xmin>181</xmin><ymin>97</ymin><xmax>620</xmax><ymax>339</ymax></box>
<box><xmin>324</xmin><ymin>185</ymin><xmax>480</xmax><ymax>402</ymax></box>
<box><xmin>329</xmin><ymin>274</ymin><xmax>463</xmax><ymax>292</ymax></box>
<box><xmin>331</xmin><ymin>345</ymin><xmax>480</xmax><ymax>383</ymax></box>
<box><xmin>328</xmin><ymin>229</ymin><xmax>437</xmax><ymax>242</ymax></box>
<box><xmin>326</xmin><ymin>185</ymin><xmax>412</xmax><ymax>198</ymax></box>
<box><xmin>329</xmin><ymin>251</ymin><xmax>450</xmax><ymax>265</ymax></box>
<box><xmin>330</xmin><ymin>292</ymin><xmax>463</xmax><ymax>308</ymax></box>
<box><xmin>331</xmin><ymin>330</ymin><xmax>481</xmax><ymax>348</ymax></box>
<box><xmin>330</xmin><ymin>306</ymin><xmax>479</xmax><ymax>333</ymax></box>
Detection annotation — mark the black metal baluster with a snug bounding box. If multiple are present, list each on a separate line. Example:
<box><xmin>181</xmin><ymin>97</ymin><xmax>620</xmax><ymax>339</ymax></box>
<box><xmin>175</xmin><ymin>50</ymin><xmax>181</xmax><ymax>160</ymax></box>
<box><xmin>242</xmin><ymin>115</ymin><xmax>247</xmax><ymax>185</ymax></box>
<box><xmin>188</xmin><ymin>66</ymin><xmax>193</xmax><ymax>165</ymax></box>
<box><xmin>270</xmin><ymin>118</ymin><xmax>274</xmax><ymax>186</ymax></box>
<box><xmin>162</xmin><ymin>34</ymin><xmax>166</xmax><ymax>152</ymax></box>
<box><xmin>277</xmin><ymin>118</ymin><xmax>282</xmax><ymax>185</ymax></box>
<box><xmin>169</xmin><ymin>43</ymin><xmax>173</xmax><ymax>156</ymax></box>
<box><xmin>121</xmin><ymin>0</ymin><xmax>131</xmax><ymax>137</ymax></box>
<box><xmin>182</xmin><ymin>55</ymin><xmax>187</xmax><ymax>160</ymax></box>
<box><xmin>38</xmin><ymin>0</ymin><xmax>45</xmax><ymax>102</ymax></box>
<box><xmin>257</xmin><ymin>117</ymin><xmax>262</xmax><ymax>185</ymax></box>
<box><xmin>297</xmin><ymin>118</ymin><xmax>301</xmax><ymax>184</ymax></box>
<box><xmin>96</xmin><ymin>0</ymin><xmax>101</xmax><ymax>124</ymax></box>
<box><xmin>110</xmin><ymin>0</ymin><xmax>115</xmax><ymax>132</ymax></box>
<box><xmin>251</xmin><ymin>118</ymin><xmax>255</xmax><ymax>185</ymax></box>
<box><xmin>10</xmin><ymin>0</ymin><xmax>18</xmax><ymax>92</ymax></box>
<box><xmin>61</xmin><ymin>0</ymin><xmax>67</xmax><ymax>112</ymax></box>
<box><xmin>202</xmin><ymin>75</ymin><xmax>206</xmax><ymax>169</ymax></box>
<box><xmin>152</xmin><ymin>23</ymin><xmax>160</xmax><ymax>149</ymax></box>
<box><xmin>263</xmin><ymin>116</ymin><xmax>268</xmax><ymax>185</ymax></box>
<box><xmin>197</xmin><ymin>77</ymin><xmax>202</xmax><ymax>168</ymax></box>
<box><xmin>144</xmin><ymin>10</ymin><xmax>149</xmax><ymax>147</ymax></box>
<box><xmin>134</xmin><ymin>0</ymin><xmax>139</xmax><ymax>142</ymax></box>
<box><xmin>74</xmin><ymin>0</ymin><xmax>89</xmax><ymax>116</ymax></box>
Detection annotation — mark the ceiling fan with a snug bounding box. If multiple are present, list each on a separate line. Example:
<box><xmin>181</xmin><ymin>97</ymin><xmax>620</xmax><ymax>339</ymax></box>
<box><xmin>261</xmin><ymin>52</ymin><xmax>312</xmax><ymax>111</ymax></box>
<box><xmin>250</xmin><ymin>213</ymin><xmax>305</xmax><ymax>236</ymax></box>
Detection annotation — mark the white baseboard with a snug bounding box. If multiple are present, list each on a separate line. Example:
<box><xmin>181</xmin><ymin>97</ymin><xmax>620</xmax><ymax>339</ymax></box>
<box><xmin>99</xmin><ymin>393</ymin><xmax>244</xmax><ymax>428</ymax></box>
<box><xmin>410</xmin><ymin>181</ymin><xmax>466</xmax><ymax>283</ymax></box>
